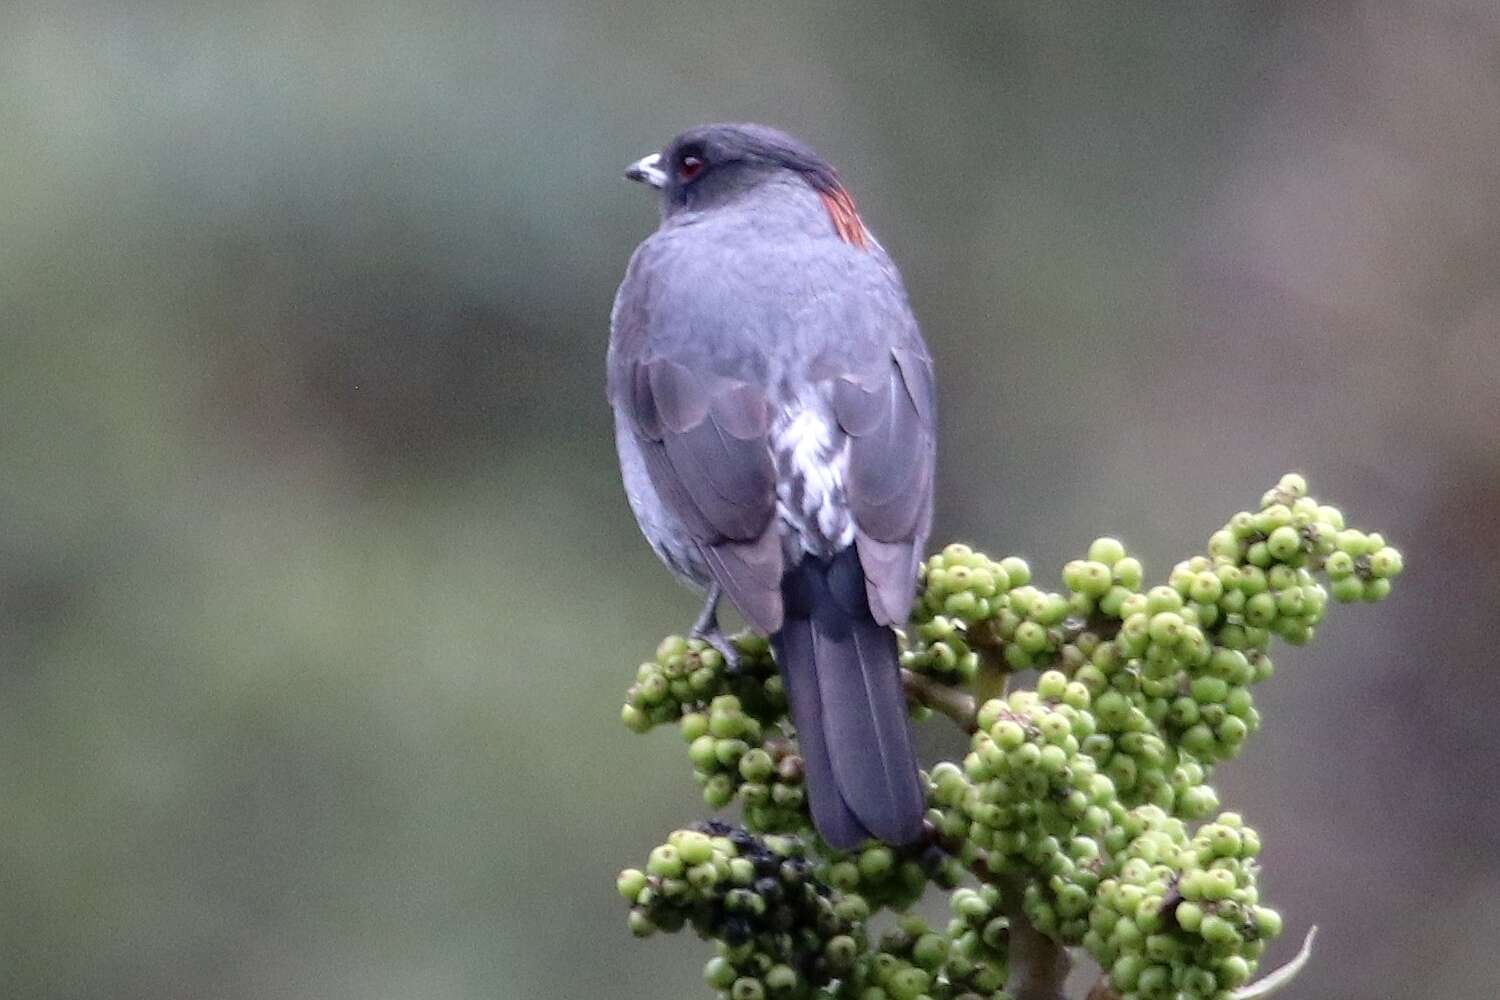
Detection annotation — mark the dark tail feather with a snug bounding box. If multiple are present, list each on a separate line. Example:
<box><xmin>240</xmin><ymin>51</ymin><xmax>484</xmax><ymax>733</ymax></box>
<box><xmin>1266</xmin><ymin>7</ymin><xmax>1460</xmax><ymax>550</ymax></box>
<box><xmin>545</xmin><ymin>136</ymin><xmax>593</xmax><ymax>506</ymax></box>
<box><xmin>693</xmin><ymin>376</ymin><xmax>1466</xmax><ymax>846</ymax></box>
<box><xmin>772</xmin><ymin>549</ymin><xmax>924</xmax><ymax>849</ymax></box>
<box><xmin>773</xmin><ymin>617</ymin><xmax>869</xmax><ymax>849</ymax></box>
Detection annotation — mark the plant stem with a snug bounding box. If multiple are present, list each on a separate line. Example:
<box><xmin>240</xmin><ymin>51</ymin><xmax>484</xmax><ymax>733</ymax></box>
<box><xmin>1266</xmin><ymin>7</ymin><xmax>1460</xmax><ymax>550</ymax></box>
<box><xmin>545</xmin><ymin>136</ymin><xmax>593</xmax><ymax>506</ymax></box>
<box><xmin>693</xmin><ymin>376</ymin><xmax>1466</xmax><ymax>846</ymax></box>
<box><xmin>998</xmin><ymin>873</ymin><xmax>1072</xmax><ymax>1000</ymax></box>
<box><xmin>901</xmin><ymin>669</ymin><xmax>978</xmax><ymax>732</ymax></box>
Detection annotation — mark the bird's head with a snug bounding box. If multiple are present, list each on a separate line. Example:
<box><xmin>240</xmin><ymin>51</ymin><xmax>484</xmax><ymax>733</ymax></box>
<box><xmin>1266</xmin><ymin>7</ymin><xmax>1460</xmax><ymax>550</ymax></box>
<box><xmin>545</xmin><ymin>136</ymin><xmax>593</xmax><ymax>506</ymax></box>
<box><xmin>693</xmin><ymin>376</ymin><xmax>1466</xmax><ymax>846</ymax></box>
<box><xmin>625</xmin><ymin>123</ymin><xmax>867</xmax><ymax>248</ymax></box>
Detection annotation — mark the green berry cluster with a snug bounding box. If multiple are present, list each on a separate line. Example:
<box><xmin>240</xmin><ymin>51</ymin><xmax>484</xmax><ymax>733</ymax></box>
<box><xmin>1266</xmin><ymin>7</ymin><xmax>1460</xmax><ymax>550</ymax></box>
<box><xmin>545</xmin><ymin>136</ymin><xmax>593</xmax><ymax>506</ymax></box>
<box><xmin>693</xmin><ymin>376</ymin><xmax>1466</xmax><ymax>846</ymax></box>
<box><xmin>622</xmin><ymin>634</ymin><xmax>785</xmax><ymax>734</ymax></box>
<box><xmin>617</xmin><ymin>476</ymin><xmax>1404</xmax><ymax>999</ymax></box>
<box><xmin>821</xmin><ymin>839</ymin><xmax>961</xmax><ymax>914</ymax></box>
<box><xmin>942</xmin><ymin>887</ymin><xmax>1011</xmax><ymax>997</ymax></box>
<box><xmin>904</xmin><ymin>545</ymin><xmax>1027</xmax><ymax>684</ymax></box>
<box><xmin>1063</xmin><ymin>536</ymin><xmax>1145</xmax><ymax>623</ymax></box>
<box><xmin>858</xmin><ymin>916</ymin><xmax>949</xmax><ymax>1000</ymax></box>
<box><xmin>907</xmin><ymin>544</ymin><xmax>1092</xmax><ymax>681</ymax></box>
<box><xmin>987</xmin><ymin>569</ymin><xmax>1074</xmax><ymax>672</ymax></box>
<box><xmin>853</xmin><ymin>913</ymin><xmax>1014</xmax><ymax>1000</ymax></box>
<box><xmin>619</xmin><ymin>822</ymin><xmax>860</xmax><ymax>1000</ymax></box>
<box><xmin>906</xmin><ymin>537</ymin><xmax>1148</xmax><ymax>690</ymax></box>
<box><xmin>687</xmin><ymin>713</ymin><xmax>809</xmax><ymax>832</ymax></box>
<box><xmin>622</xmin><ymin>636</ymin><xmax>809</xmax><ymax>835</ymax></box>
<box><xmin>1102</xmin><ymin>572</ymin><xmax>1262</xmax><ymax>773</ymax></box>
<box><xmin>1087</xmin><ymin>808</ymin><xmax>1280</xmax><ymax>1000</ymax></box>
<box><xmin>940</xmin><ymin>679</ymin><xmax>1116</xmax><ymax>944</ymax></box>
<box><xmin>1324</xmin><ymin>530</ymin><xmax>1404</xmax><ymax>604</ymax></box>
<box><xmin>1065</xmin><ymin>474</ymin><xmax>1406</xmax><ymax>813</ymax></box>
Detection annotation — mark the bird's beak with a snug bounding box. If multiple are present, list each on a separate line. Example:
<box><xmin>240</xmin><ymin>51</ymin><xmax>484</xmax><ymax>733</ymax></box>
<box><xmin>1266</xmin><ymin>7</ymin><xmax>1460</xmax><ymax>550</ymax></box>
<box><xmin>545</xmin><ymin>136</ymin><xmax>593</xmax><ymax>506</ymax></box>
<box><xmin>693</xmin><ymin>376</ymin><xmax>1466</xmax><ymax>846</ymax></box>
<box><xmin>625</xmin><ymin>152</ymin><xmax>667</xmax><ymax>189</ymax></box>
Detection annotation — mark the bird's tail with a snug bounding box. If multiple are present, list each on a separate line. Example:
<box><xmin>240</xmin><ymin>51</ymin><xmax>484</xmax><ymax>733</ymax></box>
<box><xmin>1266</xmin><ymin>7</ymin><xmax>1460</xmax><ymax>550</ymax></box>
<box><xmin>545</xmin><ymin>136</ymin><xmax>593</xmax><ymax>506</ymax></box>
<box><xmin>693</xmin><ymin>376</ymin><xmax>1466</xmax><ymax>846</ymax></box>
<box><xmin>772</xmin><ymin>548</ymin><xmax>925</xmax><ymax>849</ymax></box>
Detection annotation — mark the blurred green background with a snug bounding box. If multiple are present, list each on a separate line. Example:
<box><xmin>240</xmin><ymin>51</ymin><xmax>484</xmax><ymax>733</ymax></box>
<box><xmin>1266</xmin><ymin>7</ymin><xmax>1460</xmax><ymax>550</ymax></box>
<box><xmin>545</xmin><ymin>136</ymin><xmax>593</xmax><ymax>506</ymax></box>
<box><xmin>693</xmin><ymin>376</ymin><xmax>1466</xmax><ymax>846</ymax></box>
<box><xmin>3</xmin><ymin>3</ymin><xmax>1496</xmax><ymax>998</ymax></box>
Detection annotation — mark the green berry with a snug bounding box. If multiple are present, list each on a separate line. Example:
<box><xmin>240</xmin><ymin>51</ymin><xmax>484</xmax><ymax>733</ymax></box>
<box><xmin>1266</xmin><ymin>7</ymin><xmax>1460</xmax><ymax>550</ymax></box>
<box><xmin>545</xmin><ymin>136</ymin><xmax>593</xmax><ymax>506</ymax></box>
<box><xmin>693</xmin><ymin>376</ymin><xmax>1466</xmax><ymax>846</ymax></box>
<box><xmin>1147</xmin><ymin>611</ymin><xmax>1183</xmax><ymax>645</ymax></box>
<box><xmin>835</xmin><ymin>894</ymin><xmax>871</xmax><ymax>923</ymax></box>
<box><xmin>627</xmin><ymin>907</ymin><xmax>656</xmax><ymax>937</ymax></box>
<box><xmin>1219</xmin><ymin>954</ymin><xmax>1252</xmax><ymax>988</ymax></box>
<box><xmin>716</xmin><ymin>738</ymin><xmax>749</xmax><ymax>767</ymax></box>
<box><xmin>739</xmin><ymin>748</ymin><xmax>774</xmax><ymax>783</ymax></box>
<box><xmin>859</xmin><ymin>846</ymin><xmax>895</xmax><ymax>879</ymax></box>
<box><xmin>1174</xmin><ymin>900</ymin><xmax>1203</xmax><ymax>932</ymax></box>
<box><xmin>1330</xmin><ymin>574</ymin><xmax>1363</xmax><ymax>602</ymax></box>
<box><xmin>1189</xmin><ymin>572</ymin><xmax>1224</xmax><ymax>604</ymax></box>
<box><xmin>999</xmin><ymin>557</ymin><xmax>1031</xmax><ymax>587</ymax></box>
<box><xmin>1244</xmin><ymin>592</ymin><xmax>1278</xmax><ymax>627</ymax></box>
<box><xmin>1136</xmin><ymin>964</ymin><xmax>1170</xmax><ymax>994</ymax></box>
<box><xmin>764</xmin><ymin>965</ymin><xmax>798</xmax><ymax>993</ymax></box>
<box><xmin>1190</xmin><ymin>676</ymin><xmax>1229</xmax><ymax>705</ymax></box>
<box><xmin>1208</xmin><ymin>529</ymin><xmax>1242</xmax><ymax>561</ymax></box>
<box><xmin>647</xmin><ymin>844</ymin><xmax>683</xmax><ymax>878</ymax></box>
<box><xmin>686</xmin><ymin>862</ymin><xmax>719</xmax><ymax>892</ymax></box>
<box><xmin>689</xmin><ymin>735</ymin><xmax>719</xmax><ymax>770</ymax></box>
<box><xmin>1037</xmin><ymin>670</ymin><xmax>1068</xmax><ymax>699</ymax></box>
<box><xmin>704</xmin><ymin>956</ymin><xmax>738</xmax><ymax>989</ymax></box>
<box><xmin>1324</xmin><ymin>549</ymin><xmax>1355</xmax><ymax>578</ymax></box>
<box><xmin>731</xmin><ymin>976</ymin><xmax>765</xmax><ymax>1000</ymax></box>
<box><xmin>887</xmin><ymin>967</ymin><xmax>930</xmax><ymax>1000</ymax></box>
<box><xmin>709</xmin><ymin>714</ymin><xmax>743</xmax><ymax>740</ymax></box>
<box><xmin>912</xmin><ymin>932</ymin><xmax>948</xmax><ymax>970</ymax></box>
<box><xmin>1078</xmin><ymin>561</ymin><xmax>1114</xmax><ymax>596</ymax></box>
<box><xmin>1089</xmin><ymin>537</ymin><xmax>1128</xmax><ymax>566</ymax></box>
<box><xmin>621</xmin><ymin>704</ymin><xmax>650</xmax><ymax>733</ymax></box>
<box><xmin>674</xmin><ymin>830</ymin><xmax>714</xmax><ymax>866</ymax></box>
<box><xmin>994</xmin><ymin>719</ymin><xmax>1027</xmax><ymax>750</ymax></box>
<box><xmin>1113</xmin><ymin>557</ymin><xmax>1145</xmax><ymax>590</ymax></box>
<box><xmin>703</xmin><ymin>775</ymin><xmax>736</xmax><ymax>808</ymax></box>
<box><xmin>1200</xmin><ymin>913</ymin><xmax>1240</xmax><ymax>947</ymax></box>
<box><xmin>1111</xmin><ymin>952</ymin><xmax>1145</xmax><ymax>990</ymax></box>
<box><xmin>679</xmin><ymin>712</ymin><xmax>709</xmax><ymax>741</ymax></box>
<box><xmin>1257</xmin><ymin>504</ymin><xmax>1293</xmax><ymax>532</ymax></box>
<box><xmin>617</xmin><ymin>868</ymin><xmax>648</xmax><ymax>901</ymax></box>
<box><xmin>1255</xmin><ymin>906</ymin><xmax>1283</xmax><ymax>938</ymax></box>
<box><xmin>825</xmin><ymin>934</ymin><xmax>858</xmax><ymax>970</ymax></box>
<box><xmin>1015</xmin><ymin>620</ymin><xmax>1048</xmax><ymax>654</ymax></box>
<box><xmin>1266</xmin><ymin>525</ymin><xmax>1302</xmax><ymax>561</ymax></box>
<box><xmin>1146</xmin><ymin>586</ymin><xmax>1183</xmax><ymax>614</ymax></box>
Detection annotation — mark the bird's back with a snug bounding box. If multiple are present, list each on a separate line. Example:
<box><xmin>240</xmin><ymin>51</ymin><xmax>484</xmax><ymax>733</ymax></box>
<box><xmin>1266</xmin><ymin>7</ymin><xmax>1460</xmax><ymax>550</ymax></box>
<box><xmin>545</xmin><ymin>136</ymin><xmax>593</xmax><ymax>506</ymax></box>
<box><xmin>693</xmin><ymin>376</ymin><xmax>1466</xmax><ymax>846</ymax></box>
<box><xmin>609</xmin><ymin>176</ymin><xmax>924</xmax><ymax>399</ymax></box>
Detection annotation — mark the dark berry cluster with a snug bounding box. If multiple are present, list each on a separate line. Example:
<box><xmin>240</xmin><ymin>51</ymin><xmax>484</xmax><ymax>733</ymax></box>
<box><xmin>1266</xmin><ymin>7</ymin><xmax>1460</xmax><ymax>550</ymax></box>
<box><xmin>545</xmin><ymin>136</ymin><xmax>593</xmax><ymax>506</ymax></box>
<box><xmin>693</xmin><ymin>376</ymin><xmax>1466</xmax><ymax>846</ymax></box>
<box><xmin>619</xmin><ymin>822</ymin><xmax>859</xmax><ymax>1000</ymax></box>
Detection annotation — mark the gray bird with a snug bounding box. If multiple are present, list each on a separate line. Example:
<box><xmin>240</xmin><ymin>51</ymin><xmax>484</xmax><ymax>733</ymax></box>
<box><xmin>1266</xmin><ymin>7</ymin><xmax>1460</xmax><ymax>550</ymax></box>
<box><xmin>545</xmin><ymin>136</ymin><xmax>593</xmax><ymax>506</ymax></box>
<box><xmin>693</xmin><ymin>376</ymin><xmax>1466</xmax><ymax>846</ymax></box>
<box><xmin>608</xmin><ymin>124</ymin><xmax>937</xmax><ymax>849</ymax></box>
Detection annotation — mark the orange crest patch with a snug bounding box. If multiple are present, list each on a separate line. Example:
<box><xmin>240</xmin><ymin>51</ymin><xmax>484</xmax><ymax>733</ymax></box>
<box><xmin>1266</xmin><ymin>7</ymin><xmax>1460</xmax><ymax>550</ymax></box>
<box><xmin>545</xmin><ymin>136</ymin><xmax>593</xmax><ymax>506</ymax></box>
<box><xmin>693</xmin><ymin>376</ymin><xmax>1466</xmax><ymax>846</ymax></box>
<box><xmin>818</xmin><ymin>186</ymin><xmax>869</xmax><ymax>250</ymax></box>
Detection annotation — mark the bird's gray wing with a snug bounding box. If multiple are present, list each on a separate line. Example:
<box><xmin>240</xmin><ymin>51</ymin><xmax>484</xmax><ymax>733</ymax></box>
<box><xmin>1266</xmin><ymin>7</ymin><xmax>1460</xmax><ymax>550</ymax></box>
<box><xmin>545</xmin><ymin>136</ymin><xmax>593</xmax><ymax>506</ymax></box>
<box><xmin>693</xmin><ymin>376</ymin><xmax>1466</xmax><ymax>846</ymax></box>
<box><xmin>625</xmin><ymin>356</ymin><xmax>785</xmax><ymax>633</ymax></box>
<box><xmin>831</xmin><ymin>346</ymin><xmax>937</xmax><ymax>626</ymax></box>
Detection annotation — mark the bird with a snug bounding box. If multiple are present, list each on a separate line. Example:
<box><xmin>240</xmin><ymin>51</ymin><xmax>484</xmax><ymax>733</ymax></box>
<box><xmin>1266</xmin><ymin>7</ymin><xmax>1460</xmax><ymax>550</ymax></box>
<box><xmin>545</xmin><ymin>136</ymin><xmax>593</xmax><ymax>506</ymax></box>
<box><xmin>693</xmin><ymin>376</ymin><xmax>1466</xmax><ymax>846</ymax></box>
<box><xmin>608</xmin><ymin>124</ymin><xmax>937</xmax><ymax>850</ymax></box>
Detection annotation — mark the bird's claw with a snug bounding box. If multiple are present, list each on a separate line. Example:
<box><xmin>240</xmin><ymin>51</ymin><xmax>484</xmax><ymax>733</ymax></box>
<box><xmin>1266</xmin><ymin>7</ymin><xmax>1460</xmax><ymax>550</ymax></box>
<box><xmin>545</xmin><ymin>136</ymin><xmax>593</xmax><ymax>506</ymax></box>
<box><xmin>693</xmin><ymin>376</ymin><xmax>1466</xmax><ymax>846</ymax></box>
<box><xmin>691</xmin><ymin>624</ymin><xmax>742</xmax><ymax>674</ymax></box>
<box><xmin>689</xmin><ymin>584</ymin><xmax>741</xmax><ymax>673</ymax></box>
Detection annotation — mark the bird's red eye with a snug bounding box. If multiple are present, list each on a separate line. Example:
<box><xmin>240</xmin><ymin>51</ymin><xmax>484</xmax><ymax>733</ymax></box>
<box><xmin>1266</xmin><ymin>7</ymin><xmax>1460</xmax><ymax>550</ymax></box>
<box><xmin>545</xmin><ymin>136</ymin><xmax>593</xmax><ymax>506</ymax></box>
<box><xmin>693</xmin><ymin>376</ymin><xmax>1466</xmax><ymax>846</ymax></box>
<box><xmin>678</xmin><ymin>154</ymin><xmax>704</xmax><ymax>181</ymax></box>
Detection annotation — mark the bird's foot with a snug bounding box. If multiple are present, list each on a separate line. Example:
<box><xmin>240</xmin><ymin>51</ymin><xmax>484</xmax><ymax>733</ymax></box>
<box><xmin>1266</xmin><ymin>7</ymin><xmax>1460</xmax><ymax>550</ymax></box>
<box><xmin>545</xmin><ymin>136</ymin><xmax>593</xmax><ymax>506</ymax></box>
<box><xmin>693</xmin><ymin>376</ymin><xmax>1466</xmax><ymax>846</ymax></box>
<box><xmin>690</xmin><ymin>585</ymin><xmax>741</xmax><ymax>673</ymax></box>
<box><xmin>691</xmin><ymin>622</ymin><xmax>742</xmax><ymax>673</ymax></box>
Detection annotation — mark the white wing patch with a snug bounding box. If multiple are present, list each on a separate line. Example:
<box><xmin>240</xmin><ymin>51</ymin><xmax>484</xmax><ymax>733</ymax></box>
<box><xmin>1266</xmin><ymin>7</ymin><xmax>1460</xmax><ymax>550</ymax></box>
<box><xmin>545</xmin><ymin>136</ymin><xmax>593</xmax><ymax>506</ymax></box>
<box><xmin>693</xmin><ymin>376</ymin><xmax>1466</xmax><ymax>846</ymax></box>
<box><xmin>772</xmin><ymin>404</ymin><xmax>853</xmax><ymax>555</ymax></box>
